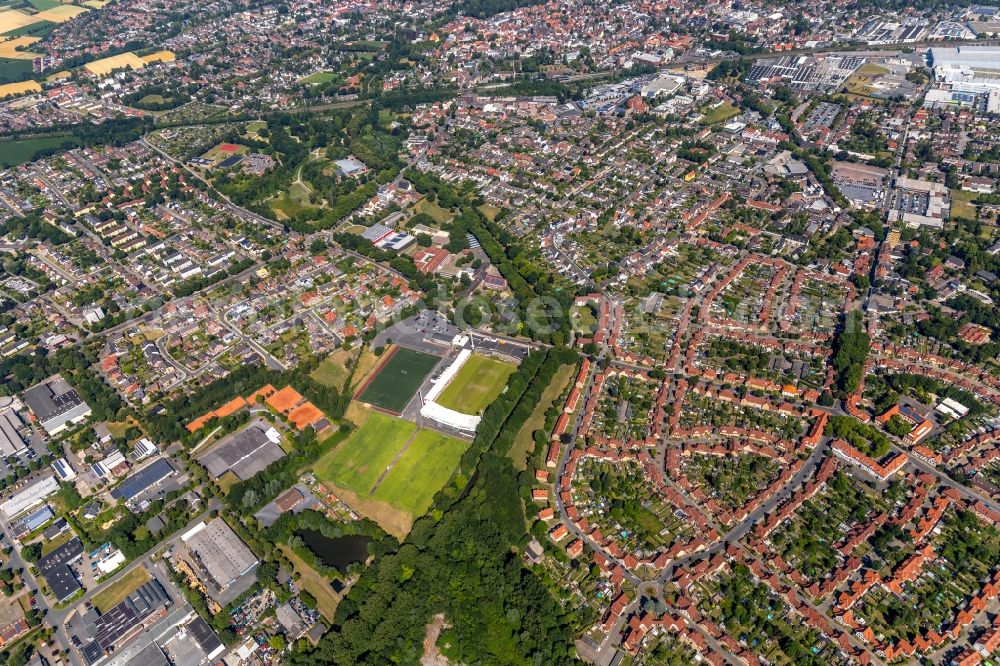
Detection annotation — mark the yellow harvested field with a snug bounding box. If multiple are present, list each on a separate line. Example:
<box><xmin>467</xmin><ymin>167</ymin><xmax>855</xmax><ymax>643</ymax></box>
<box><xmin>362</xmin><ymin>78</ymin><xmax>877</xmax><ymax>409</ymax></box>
<box><xmin>34</xmin><ymin>5</ymin><xmax>88</xmax><ymax>22</ymax></box>
<box><xmin>46</xmin><ymin>70</ymin><xmax>71</xmax><ymax>82</ymax></box>
<box><xmin>84</xmin><ymin>52</ymin><xmax>146</xmax><ymax>75</ymax></box>
<box><xmin>0</xmin><ymin>80</ymin><xmax>42</xmax><ymax>99</ymax></box>
<box><xmin>141</xmin><ymin>50</ymin><xmax>175</xmax><ymax>64</ymax></box>
<box><xmin>0</xmin><ymin>9</ymin><xmax>40</xmax><ymax>33</ymax></box>
<box><xmin>82</xmin><ymin>0</ymin><xmax>108</xmax><ymax>6</ymax></box>
<box><xmin>0</xmin><ymin>36</ymin><xmax>41</xmax><ymax>60</ymax></box>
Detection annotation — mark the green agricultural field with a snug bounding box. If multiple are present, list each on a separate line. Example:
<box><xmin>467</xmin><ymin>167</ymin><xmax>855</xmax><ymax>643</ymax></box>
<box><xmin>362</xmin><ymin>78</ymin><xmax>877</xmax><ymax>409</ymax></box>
<box><xmin>436</xmin><ymin>354</ymin><xmax>516</xmax><ymax>415</ymax></box>
<box><xmin>299</xmin><ymin>70</ymin><xmax>336</xmax><ymax>85</ymax></box>
<box><xmin>0</xmin><ymin>135</ymin><xmax>78</xmax><ymax>168</ymax></box>
<box><xmin>314</xmin><ymin>411</ymin><xmax>415</xmax><ymax>494</ymax></box>
<box><xmin>357</xmin><ymin>346</ymin><xmax>440</xmax><ymax>413</ymax></box>
<box><xmin>372</xmin><ymin>429</ymin><xmax>468</xmax><ymax>516</ymax></box>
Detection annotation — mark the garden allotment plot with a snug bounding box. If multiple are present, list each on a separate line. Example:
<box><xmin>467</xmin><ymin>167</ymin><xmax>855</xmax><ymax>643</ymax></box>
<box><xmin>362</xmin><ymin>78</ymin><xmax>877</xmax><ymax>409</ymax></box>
<box><xmin>356</xmin><ymin>346</ymin><xmax>440</xmax><ymax>413</ymax></box>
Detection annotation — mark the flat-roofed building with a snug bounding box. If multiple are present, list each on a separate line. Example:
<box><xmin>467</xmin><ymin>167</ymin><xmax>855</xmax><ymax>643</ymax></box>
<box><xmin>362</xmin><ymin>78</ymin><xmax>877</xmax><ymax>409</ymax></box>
<box><xmin>198</xmin><ymin>422</ymin><xmax>284</xmax><ymax>481</ymax></box>
<box><xmin>181</xmin><ymin>518</ymin><xmax>258</xmax><ymax>591</ymax></box>
<box><xmin>1</xmin><ymin>475</ymin><xmax>60</xmax><ymax>519</ymax></box>
<box><xmin>0</xmin><ymin>408</ymin><xmax>27</xmax><ymax>457</ymax></box>
<box><xmin>22</xmin><ymin>375</ymin><xmax>91</xmax><ymax>436</ymax></box>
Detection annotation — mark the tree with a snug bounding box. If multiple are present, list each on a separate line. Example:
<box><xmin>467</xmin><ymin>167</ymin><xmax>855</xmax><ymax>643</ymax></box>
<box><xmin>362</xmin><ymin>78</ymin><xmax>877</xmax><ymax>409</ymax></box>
<box><xmin>21</xmin><ymin>543</ymin><xmax>41</xmax><ymax>563</ymax></box>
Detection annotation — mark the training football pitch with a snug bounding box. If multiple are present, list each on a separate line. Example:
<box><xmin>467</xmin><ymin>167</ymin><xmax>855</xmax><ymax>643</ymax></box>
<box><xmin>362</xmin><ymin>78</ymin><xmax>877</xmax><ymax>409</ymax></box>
<box><xmin>314</xmin><ymin>411</ymin><xmax>415</xmax><ymax>493</ymax></box>
<box><xmin>372</xmin><ymin>429</ymin><xmax>468</xmax><ymax>516</ymax></box>
<box><xmin>314</xmin><ymin>406</ymin><xmax>469</xmax><ymax>522</ymax></box>
<box><xmin>357</xmin><ymin>347</ymin><xmax>440</xmax><ymax>412</ymax></box>
<box><xmin>435</xmin><ymin>354</ymin><xmax>516</xmax><ymax>415</ymax></box>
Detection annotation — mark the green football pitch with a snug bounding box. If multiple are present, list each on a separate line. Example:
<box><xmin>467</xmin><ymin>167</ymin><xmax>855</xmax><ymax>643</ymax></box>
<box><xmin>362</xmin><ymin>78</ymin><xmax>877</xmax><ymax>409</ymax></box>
<box><xmin>357</xmin><ymin>347</ymin><xmax>440</xmax><ymax>413</ymax></box>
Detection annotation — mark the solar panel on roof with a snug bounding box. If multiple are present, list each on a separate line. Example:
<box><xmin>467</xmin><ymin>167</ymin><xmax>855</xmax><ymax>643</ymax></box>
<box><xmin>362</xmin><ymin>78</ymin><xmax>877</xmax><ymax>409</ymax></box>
<box><xmin>111</xmin><ymin>458</ymin><xmax>175</xmax><ymax>501</ymax></box>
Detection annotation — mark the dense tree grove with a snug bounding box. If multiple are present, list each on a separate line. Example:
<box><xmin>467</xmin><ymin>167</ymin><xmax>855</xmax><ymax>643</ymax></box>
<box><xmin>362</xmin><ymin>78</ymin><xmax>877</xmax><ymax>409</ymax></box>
<box><xmin>831</xmin><ymin>312</ymin><xmax>870</xmax><ymax>397</ymax></box>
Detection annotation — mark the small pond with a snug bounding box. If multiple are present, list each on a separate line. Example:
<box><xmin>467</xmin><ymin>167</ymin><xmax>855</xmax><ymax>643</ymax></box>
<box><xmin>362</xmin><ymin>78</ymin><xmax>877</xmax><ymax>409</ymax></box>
<box><xmin>298</xmin><ymin>530</ymin><xmax>370</xmax><ymax>571</ymax></box>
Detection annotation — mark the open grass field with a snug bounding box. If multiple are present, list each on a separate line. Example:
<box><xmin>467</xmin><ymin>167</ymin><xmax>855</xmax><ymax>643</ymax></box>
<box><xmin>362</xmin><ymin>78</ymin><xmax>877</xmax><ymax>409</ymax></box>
<box><xmin>299</xmin><ymin>70</ymin><xmax>335</xmax><ymax>85</ymax></box>
<box><xmin>951</xmin><ymin>188</ymin><xmax>978</xmax><ymax>220</ymax></box>
<box><xmin>40</xmin><ymin>529</ymin><xmax>74</xmax><ymax>555</ymax></box>
<box><xmin>509</xmin><ymin>362</ymin><xmax>575</xmax><ymax>469</ymax></box>
<box><xmin>91</xmin><ymin>566</ymin><xmax>151</xmax><ymax>613</ymax></box>
<box><xmin>371</xmin><ymin>429</ymin><xmax>468</xmax><ymax>516</ymax></box>
<box><xmin>244</xmin><ymin>119</ymin><xmax>267</xmax><ymax>139</ymax></box>
<box><xmin>314</xmin><ymin>411</ymin><xmax>416</xmax><ymax>494</ymax></box>
<box><xmin>270</xmin><ymin>196</ymin><xmax>302</xmax><ymax>220</ymax></box>
<box><xmin>413</xmin><ymin>197</ymin><xmax>454</xmax><ymax>224</ymax></box>
<box><xmin>356</xmin><ymin>346</ymin><xmax>440</xmax><ymax>413</ymax></box>
<box><xmin>349</xmin><ymin>347</ymin><xmax>380</xmax><ymax>392</ymax></box>
<box><xmin>0</xmin><ymin>56</ymin><xmax>32</xmax><ymax>82</ymax></box>
<box><xmin>217</xmin><ymin>470</ymin><xmax>240</xmax><ymax>494</ymax></box>
<box><xmin>477</xmin><ymin>203</ymin><xmax>501</xmax><ymax>222</ymax></box>
<box><xmin>279</xmin><ymin>545</ymin><xmax>339</xmax><ymax>621</ymax></box>
<box><xmin>311</xmin><ymin>356</ymin><xmax>349</xmax><ymax>389</ymax></box>
<box><xmin>0</xmin><ymin>135</ymin><xmax>76</xmax><ymax>168</ymax></box>
<box><xmin>844</xmin><ymin>63</ymin><xmax>890</xmax><ymax>97</ymax></box>
<box><xmin>0</xmin><ymin>36</ymin><xmax>40</xmax><ymax>59</ymax></box>
<box><xmin>699</xmin><ymin>101</ymin><xmax>739</xmax><ymax>125</ymax></box>
<box><xmin>435</xmin><ymin>354</ymin><xmax>516</xmax><ymax>415</ymax></box>
<box><xmin>27</xmin><ymin>0</ymin><xmax>61</xmax><ymax>10</ymax></box>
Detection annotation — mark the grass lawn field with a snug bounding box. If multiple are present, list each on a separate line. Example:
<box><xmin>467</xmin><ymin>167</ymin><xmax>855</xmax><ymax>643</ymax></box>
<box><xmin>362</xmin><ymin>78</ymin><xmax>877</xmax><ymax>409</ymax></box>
<box><xmin>371</xmin><ymin>429</ymin><xmax>468</xmax><ymax>516</ymax></box>
<box><xmin>279</xmin><ymin>544</ymin><xmax>339</xmax><ymax>621</ymax></box>
<box><xmin>91</xmin><ymin>566</ymin><xmax>151</xmax><ymax>613</ymax></box>
<box><xmin>270</xmin><ymin>196</ymin><xmax>303</xmax><ymax>220</ymax></box>
<box><xmin>357</xmin><ymin>347</ymin><xmax>440</xmax><ymax>413</ymax></box>
<box><xmin>311</xmin><ymin>355</ymin><xmax>349</xmax><ymax>388</ymax></box>
<box><xmin>435</xmin><ymin>354</ymin><xmax>516</xmax><ymax>415</ymax></box>
<box><xmin>299</xmin><ymin>70</ymin><xmax>336</xmax><ymax>85</ymax></box>
<box><xmin>244</xmin><ymin>119</ymin><xmax>267</xmax><ymax>140</ymax></box>
<box><xmin>477</xmin><ymin>203</ymin><xmax>501</xmax><ymax>221</ymax></box>
<box><xmin>314</xmin><ymin>411</ymin><xmax>416</xmax><ymax>494</ymax></box>
<box><xmin>217</xmin><ymin>470</ymin><xmax>240</xmax><ymax>494</ymax></box>
<box><xmin>509</xmin><ymin>362</ymin><xmax>575</xmax><ymax>469</ymax></box>
<box><xmin>40</xmin><ymin>530</ymin><xmax>74</xmax><ymax>555</ymax></box>
<box><xmin>951</xmin><ymin>188</ymin><xmax>978</xmax><ymax>220</ymax></box>
<box><xmin>413</xmin><ymin>198</ymin><xmax>454</xmax><ymax>224</ymax></box>
<box><xmin>699</xmin><ymin>101</ymin><xmax>739</xmax><ymax>125</ymax></box>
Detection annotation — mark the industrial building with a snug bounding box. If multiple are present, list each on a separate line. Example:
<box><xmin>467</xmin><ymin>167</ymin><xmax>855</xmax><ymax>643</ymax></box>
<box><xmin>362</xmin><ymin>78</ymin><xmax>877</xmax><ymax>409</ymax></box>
<box><xmin>0</xmin><ymin>407</ymin><xmax>27</xmax><ymax>457</ymax></box>
<box><xmin>198</xmin><ymin>422</ymin><xmax>284</xmax><ymax>480</ymax></box>
<box><xmin>180</xmin><ymin>518</ymin><xmax>258</xmax><ymax>591</ymax></box>
<box><xmin>930</xmin><ymin>46</ymin><xmax>1000</xmax><ymax>91</ymax></box>
<box><xmin>79</xmin><ymin>578</ymin><xmax>172</xmax><ymax>664</ymax></box>
<box><xmin>110</xmin><ymin>457</ymin><xmax>176</xmax><ymax>502</ymax></box>
<box><xmin>37</xmin><ymin>536</ymin><xmax>84</xmax><ymax>603</ymax></box>
<box><xmin>22</xmin><ymin>375</ymin><xmax>92</xmax><ymax>436</ymax></box>
<box><xmin>0</xmin><ymin>474</ymin><xmax>60</xmax><ymax>519</ymax></box>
